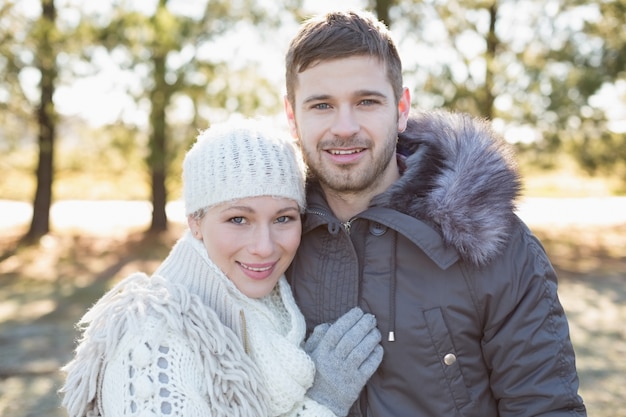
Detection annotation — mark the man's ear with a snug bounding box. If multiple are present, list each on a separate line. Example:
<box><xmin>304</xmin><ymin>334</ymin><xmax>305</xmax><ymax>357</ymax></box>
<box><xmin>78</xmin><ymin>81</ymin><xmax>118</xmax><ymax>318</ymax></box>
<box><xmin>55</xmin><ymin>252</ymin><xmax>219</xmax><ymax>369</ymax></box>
<box><xmin>284</xmin><ymin>96</ymin><xmax>298</xmax><ymax>138</ymax></box>
<box><xmin>397</xmin><ymin>87</ymin><xmax>411</xmax><ymax>133</ymax></box>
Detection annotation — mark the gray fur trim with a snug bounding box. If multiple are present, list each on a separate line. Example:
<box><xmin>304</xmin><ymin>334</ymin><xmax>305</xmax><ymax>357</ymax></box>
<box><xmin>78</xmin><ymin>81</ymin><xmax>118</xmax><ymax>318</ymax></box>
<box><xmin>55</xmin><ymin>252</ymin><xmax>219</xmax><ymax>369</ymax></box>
<box><xmin>378</xmin><ymin>110</ymin><xmax>522</xmax><ymax>267</ymax></box>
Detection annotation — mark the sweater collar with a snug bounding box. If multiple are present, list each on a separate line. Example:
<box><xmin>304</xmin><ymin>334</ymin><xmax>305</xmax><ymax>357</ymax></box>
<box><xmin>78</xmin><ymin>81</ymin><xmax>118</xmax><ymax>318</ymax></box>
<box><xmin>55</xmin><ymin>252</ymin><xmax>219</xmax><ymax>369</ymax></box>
<box><xmin>154</xmin><ymin>230</ymin><xmax>247</xmax><ymax>338</ymax></box>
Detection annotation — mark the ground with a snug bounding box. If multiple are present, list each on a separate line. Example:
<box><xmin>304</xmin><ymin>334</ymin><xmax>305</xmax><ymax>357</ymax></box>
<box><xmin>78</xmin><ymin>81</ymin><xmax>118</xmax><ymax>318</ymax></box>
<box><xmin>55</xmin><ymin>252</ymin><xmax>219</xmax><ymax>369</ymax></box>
<box><xmin>0</xmin><ymin>199</ymin><xmax>625</xmax><ymax>417</ymax></box>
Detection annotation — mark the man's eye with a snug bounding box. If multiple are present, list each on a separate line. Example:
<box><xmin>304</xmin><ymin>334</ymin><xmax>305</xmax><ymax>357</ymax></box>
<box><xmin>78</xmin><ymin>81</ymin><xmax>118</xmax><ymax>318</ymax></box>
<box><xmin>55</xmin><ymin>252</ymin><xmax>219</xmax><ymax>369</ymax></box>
<box><xmin>313</xmin><ymin>103</ymin><xmax>331</xmax><ymax>110</ymax></box>
<box><xmin>360</xmin><ymin>99</ymin><xmax>378</xmax><ymax>106</ymax></box>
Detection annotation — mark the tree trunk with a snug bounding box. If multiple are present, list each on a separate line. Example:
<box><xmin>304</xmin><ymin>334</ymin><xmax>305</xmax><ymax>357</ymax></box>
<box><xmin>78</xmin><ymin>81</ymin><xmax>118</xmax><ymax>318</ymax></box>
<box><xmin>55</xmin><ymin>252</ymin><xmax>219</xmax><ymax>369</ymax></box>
<box><xmin>483</xmin><ymin>3</ymin><xmax>498</xmax><ymax>120</ymax></box>
<box><xmin>148</xmin><ymin>53</ymin><xmax>169</xmax><ymax>233</ymax></box>
<box><xmin>373</xmin><ymin>0</ymin><xmax>396</xmax><ymax>26</ymax></box>
<box><xmin>25</xmin><ymin>0</ymin><xmax>57</xmax><ymax>243</ymax></box>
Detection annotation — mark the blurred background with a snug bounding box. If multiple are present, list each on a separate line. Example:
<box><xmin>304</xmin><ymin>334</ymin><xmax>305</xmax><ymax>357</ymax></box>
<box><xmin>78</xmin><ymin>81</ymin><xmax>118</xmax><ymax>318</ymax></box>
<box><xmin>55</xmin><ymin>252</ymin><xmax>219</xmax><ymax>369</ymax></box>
<box><xmin>0</xmin><ymin>0</ymin><xmax>624</xmax><ymax>416</ymax></box>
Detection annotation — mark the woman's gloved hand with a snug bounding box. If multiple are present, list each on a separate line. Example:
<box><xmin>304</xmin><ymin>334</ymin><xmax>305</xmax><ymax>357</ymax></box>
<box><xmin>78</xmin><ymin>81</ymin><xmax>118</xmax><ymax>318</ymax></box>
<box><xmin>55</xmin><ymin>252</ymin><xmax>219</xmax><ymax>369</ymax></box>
<box><xmin>304</xmin><ymin>307</ymin><xmax>384</xmax><ymax>417</ymax></box>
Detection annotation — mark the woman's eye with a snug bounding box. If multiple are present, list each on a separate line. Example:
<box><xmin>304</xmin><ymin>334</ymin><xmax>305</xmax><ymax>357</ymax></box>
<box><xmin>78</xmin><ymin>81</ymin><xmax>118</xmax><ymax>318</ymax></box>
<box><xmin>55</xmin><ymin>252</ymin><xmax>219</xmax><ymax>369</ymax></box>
<box><xmin>276</xmin><ymin>216</ymin><xmax>292</xmax><ymax>224</ymax></box>
<box><xmin>229</xmin><ymin>217</ymin><xmax>246</xmax><ymax>224</ymax></box>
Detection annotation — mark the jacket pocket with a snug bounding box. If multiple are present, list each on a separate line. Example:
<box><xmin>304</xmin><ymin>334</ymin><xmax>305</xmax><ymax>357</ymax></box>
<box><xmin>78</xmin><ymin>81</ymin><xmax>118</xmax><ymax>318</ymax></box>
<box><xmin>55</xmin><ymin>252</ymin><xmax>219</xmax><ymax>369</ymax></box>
<box><xmin>423</xmin><ymin>307</ymin><xmax>471</xmax><ymax>410</ymax></box>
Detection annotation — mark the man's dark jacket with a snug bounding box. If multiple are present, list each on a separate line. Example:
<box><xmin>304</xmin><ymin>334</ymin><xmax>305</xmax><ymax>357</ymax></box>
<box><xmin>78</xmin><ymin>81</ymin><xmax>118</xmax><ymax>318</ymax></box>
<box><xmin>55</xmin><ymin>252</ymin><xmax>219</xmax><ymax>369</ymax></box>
<box><xmin>287</xmin><ymin>110</ymin><xmax>586</xmax><ymax>417</ymax></box>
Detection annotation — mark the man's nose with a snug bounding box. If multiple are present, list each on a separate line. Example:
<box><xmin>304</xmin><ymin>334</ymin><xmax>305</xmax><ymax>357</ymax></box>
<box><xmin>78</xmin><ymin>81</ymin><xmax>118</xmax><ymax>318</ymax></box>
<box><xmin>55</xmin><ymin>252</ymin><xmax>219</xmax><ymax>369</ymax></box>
<box><xmin>330</xmin><ymin>106</ymin><xmax>360</xmax><ymax>138</ymax></box>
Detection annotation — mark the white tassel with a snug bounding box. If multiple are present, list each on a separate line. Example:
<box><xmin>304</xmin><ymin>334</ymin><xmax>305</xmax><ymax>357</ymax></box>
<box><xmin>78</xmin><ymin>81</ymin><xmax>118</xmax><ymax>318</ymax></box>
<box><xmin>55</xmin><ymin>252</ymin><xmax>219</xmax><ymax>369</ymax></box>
<box><xmin>388</xmin><ymin>331</ymin><xmax>395</xmax><ymax>342</ymax></box>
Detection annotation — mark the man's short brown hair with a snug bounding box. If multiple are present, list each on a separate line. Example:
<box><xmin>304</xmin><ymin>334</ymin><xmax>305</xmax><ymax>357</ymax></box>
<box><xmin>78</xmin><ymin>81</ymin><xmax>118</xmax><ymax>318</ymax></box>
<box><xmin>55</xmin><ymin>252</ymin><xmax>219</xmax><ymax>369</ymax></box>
<box><xmin>285</xmin><ymin>10</ymin><xmax>403</xmax><ymax>109</ymax></box>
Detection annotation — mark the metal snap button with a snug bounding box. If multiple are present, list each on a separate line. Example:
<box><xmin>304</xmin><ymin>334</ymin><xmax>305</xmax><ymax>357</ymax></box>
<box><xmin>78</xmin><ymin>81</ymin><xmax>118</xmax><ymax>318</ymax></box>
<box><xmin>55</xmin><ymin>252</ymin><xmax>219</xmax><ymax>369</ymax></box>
<box><xmin>443</xmin><ymin>353</ymin><xmax>457</xmax><ymax>366</ymax></box>
<box><xmin>369</xmin><ymin>222</ymin><xmax>387</xmax><ymax>236</ymax></box>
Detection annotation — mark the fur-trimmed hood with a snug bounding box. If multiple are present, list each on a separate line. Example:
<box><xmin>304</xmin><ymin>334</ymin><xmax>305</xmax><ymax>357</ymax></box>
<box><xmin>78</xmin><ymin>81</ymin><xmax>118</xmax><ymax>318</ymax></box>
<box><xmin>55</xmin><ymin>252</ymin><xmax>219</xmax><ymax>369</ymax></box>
<box><xmin>374</xmin><ymin>110</ymin><xmax>522</xmax><ymax>267</ymax></box>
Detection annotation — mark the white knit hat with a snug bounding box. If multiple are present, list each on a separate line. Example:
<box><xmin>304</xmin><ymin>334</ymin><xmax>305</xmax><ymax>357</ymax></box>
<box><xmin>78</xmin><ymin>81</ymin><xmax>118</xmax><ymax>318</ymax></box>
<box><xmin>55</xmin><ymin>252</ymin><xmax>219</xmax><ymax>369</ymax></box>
<box><xmin>183</xmin><ymin>118</ymin><xmax>306</xmax><ymax>215</ymax></box>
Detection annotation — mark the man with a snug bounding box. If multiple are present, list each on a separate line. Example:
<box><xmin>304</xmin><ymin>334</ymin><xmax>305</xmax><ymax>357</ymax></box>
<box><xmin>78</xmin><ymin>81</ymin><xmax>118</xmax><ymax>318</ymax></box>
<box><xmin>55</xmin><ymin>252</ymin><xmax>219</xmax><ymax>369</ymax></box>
<box><xmin>284</xmin><ymin>9</ymin><xmax>586</xmax><ymax>417</ymax></box>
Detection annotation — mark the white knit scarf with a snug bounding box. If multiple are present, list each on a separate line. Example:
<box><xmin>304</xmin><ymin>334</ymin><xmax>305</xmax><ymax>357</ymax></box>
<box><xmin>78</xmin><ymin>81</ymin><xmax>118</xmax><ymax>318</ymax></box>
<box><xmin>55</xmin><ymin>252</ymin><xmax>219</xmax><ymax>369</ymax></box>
<box><xmin>156</xmin><ymin>231</ymin><xmax>315</xmax><ymax>416</ymax></box>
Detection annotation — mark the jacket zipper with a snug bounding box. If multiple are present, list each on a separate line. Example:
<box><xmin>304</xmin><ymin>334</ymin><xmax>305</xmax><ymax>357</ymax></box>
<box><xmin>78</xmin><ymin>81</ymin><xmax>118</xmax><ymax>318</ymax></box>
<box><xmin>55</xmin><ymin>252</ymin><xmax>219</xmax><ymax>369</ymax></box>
<box><xmin>308</xmin><ymin>208</ymin><xmax>355</xmax><ymax>234</ymax></box>
<box><xmin>342</xmin><ymin>219</ymin><xmax>354</xmax><ymax>234</ymax></box>
<box><xmin>307</xmin><ymin>208</ymin><xmax>328</xmax><ymax>217</ymax></box>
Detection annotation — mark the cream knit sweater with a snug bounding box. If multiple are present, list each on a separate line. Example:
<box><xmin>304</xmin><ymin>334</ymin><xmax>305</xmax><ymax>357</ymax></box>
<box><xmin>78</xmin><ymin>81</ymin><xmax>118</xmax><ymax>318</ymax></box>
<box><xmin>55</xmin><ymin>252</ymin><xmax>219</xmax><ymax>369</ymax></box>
<box><xmin>61</xmin><ymin>231</ymin><xmax>335</xmax><ymax>417</ymax></box>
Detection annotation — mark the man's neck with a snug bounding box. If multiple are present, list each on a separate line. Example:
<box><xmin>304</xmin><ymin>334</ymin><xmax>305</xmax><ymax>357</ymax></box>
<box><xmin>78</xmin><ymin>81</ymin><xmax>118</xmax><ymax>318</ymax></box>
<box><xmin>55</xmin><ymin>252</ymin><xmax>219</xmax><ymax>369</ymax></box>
<box><xmin>322</xmin><ymin>189</ymin><xmax>373</xmax><ymax>223</ymax></box>
<box><xmin>321</xmin><ymin>158</ymin><xmax>401</xmax><ymax>223</ymax></box>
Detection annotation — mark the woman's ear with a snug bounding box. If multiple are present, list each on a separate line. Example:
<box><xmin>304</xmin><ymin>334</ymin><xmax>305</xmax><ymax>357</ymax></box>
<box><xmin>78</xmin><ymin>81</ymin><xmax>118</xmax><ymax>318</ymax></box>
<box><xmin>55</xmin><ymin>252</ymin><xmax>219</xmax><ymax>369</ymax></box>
<box><xmin>187</xmin><ymin>216</ymin><xmax>202</xmax><ymax>240</ymax></box>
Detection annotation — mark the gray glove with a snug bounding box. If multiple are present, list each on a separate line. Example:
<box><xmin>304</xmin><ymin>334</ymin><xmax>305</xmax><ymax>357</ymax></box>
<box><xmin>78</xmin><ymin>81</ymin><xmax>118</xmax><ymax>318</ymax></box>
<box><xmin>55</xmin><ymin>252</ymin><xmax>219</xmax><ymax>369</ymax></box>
<box><xmin>304</xmin><ymin>307</ymin><xmax>384</xmax><ymax>417</ymax></box>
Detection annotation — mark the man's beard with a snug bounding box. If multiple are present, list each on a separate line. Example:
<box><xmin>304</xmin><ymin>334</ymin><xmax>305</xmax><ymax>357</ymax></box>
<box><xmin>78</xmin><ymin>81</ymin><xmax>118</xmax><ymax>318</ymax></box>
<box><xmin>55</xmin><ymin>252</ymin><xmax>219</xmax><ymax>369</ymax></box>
<box><xmin>303</xmin><ymin>136</ymin><xmax>397</xmax><ymax>194</ymax></box>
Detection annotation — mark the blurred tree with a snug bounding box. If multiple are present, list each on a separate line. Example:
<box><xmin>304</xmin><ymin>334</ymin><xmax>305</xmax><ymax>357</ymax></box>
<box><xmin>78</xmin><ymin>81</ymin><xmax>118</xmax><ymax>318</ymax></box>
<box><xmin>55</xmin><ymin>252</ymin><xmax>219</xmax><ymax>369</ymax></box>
<box><xmin>370</xmin><ymin>0</ymin><xmax>397</xmax><ymax>26</ymax></box>
<box><xmin>381</xmin><ymin>0</ymin><xmax>501</xmax><ymax>118</ymax></box>
<box><xmin>0</xmin><ymin>1</ymin><xmax>37</xmax><ymax>153</ymax></box>
<box><xmin>567</xmin><ymin>0</ymin><xmax>626</xmax><ymax>185</ymax></box>
<box><xmin>377</xmin><ymin>0</ymin><xmax>625</xmax><ymax>183</ymax></box>
<box><xmin>26</xmin><ymin>0</ymin><xmax>58</xmax><ymax>241</ymax></box>
<box><xmin>0</xmin><ymin>0</ymin><xmax>119</xmax><ymax>240</ymax></box>
<box><xmin>81</xmin><ymin>0</ymin><xmax>303</xmax><ymax>232</ymax></box>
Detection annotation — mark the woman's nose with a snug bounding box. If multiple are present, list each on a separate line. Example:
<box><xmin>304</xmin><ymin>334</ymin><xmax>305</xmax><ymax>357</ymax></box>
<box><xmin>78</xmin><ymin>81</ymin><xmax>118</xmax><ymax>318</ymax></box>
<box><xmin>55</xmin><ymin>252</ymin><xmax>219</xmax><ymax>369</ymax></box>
<box><xmin>248</xmin><ymin>225</ymin><xmax>275</xmax><ymax>257</ymax></box>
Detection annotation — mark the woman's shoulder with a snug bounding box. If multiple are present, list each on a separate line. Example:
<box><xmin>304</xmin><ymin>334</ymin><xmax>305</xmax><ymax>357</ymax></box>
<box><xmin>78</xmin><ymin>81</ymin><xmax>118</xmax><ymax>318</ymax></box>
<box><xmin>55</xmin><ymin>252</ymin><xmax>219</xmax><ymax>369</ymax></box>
<box><xmin>106</xmin><ymin>271</ymin><xmax>181</xmax><ymax>304</ymax></box>
<box><xmin>69</xmin><ymin>272</ymin><xmax>215</xmax><ymax>368</ymax></box>
<box><xmin>82</xmin><ymin>272</ymin><xmax>197</xmax><ymax>323</ymax></box>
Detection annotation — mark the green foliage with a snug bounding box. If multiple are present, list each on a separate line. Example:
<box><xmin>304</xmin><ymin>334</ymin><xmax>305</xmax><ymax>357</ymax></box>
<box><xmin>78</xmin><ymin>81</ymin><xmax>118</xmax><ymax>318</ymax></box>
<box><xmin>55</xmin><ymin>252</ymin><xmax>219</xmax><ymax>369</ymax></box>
<box><xmin>0</xmin><ymin>1</ymin><xmax>38</xmax><ymax>145</ymax></box>
<box><xmin>381</xmin><ymin>0</ymin><xmax>626</xmax><ymax>187</ymax></box>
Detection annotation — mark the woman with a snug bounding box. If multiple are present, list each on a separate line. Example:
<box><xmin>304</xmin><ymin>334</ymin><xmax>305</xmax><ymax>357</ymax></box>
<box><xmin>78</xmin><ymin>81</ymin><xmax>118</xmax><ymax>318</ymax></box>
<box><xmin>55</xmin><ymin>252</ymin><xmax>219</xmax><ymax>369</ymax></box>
<box><xmin>60</xmin><ymin>119</ymin><xmax>383</xmax><ymax>417</ymax></box>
